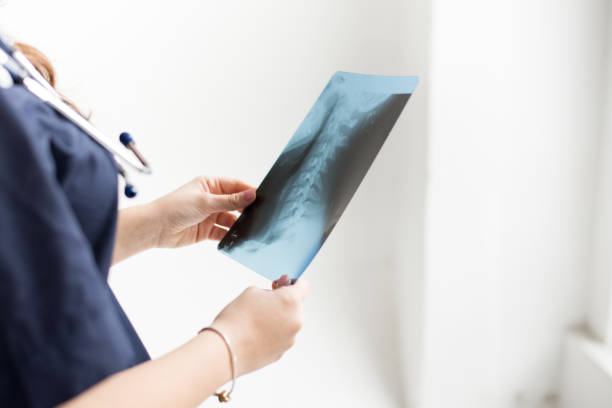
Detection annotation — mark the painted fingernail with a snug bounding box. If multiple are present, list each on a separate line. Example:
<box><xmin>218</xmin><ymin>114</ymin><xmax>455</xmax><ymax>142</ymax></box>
<box><xmin>272</xmin><ymin>274</ymin><xmax>289</xmax><ymax>289</ymax></box>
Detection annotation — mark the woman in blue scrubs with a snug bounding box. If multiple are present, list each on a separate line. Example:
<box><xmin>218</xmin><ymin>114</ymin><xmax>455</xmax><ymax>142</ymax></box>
<box><xmin>0</xmin><ymin>43</ymin><xmax>310</xmax><ymax>407</ymax></box>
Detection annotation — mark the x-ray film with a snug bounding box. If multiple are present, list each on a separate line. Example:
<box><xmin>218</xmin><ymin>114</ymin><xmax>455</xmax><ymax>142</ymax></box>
<box><xmin>218</xmin><ymin>71</ymin><xmax>418</xmax><ymax>281</ymax></box>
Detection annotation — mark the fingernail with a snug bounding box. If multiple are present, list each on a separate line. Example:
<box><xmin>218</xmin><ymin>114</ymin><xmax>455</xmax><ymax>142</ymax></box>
<box><xmin>242</xmin><ymin>189</ymin><xmax>256</xmax><ymax>202</ymax></box>
<box><xmin>272</xmin><ymin>274</ymin><xmax>289</xmax><ymax>289</ymax></box>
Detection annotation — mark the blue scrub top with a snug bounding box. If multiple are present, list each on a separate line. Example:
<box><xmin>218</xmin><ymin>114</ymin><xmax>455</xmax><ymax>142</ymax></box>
<box><xmin>0</xmin><ymin>84</ymin><xmax>150</xmax><ymax>407</ymax></box>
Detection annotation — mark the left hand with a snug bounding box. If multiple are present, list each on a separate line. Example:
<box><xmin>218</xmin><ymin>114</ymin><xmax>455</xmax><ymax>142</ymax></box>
<box><xmin>151</xmin><ymin>176</ymin><xmax>256</xmax><ymax>248</ymax></box>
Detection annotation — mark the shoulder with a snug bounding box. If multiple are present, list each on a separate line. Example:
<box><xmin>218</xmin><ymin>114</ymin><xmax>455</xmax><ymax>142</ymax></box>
<box><xmin>0</xmin><ymin>84</ymin><xmax>55</xmax><ymax>135</ymax></box>
<box><xmin>0</xmin><ymin>85</ymin><xmax>59</xmax><ymax>184</ymax></box>
<box><xmin>0</xmin><ymin>84</ymin><xmax>113</xmax><ymax>186</ymax></box>
<box><xmin>0</xmin><ymin>84</ymin><xmax>60</xmax><ymax>161</ymax></box>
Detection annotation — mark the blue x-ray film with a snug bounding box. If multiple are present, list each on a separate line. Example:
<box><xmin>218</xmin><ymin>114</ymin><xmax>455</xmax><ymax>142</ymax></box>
<box><xmin>218</xmin><ymin>71</ymin><xmax>418</xmax><ymax>281</ymax></box>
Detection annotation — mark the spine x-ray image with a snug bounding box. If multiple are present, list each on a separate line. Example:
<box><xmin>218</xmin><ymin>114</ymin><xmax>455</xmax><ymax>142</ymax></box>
<box><xmin>218</xmin><ymin>71</ymin><xmax>418</xmax><ymax>281</ymax></box>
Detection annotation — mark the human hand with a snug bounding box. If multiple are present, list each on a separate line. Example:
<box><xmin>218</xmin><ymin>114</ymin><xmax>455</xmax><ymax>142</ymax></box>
<box><xmin>210</xmin><ymin>279</ymin><xmax>310</xmax><ymax>376</ymax></box>
<box><xmin>151</xmin><ymin>176</ymin><xmax>255</xmax><ymax>249</ymax></box>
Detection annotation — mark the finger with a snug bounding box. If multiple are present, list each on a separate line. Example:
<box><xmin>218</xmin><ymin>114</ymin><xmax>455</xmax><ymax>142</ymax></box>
<box><xmin>206</xmin><ymin>189</ymin><xmax>256</xmax><ymax>212</ymax></box>
<box><xmin>209</xmin><ymin>226</ymin><xmax>229</xmax><ymax>241</ymax></box>
<box><xmin>215</xmin><ymin>212</ymin><xmax>239</xmax><ymax>228</ymax></box>
<box><xmin>275</xmin><ymin>278</ymin><xmax>310</xmax><ymax>302</ymax></box>
<box><xmin>212</xmin><ymin>177</ymin><xmax>257</xmax><ymax>195</ymax></box>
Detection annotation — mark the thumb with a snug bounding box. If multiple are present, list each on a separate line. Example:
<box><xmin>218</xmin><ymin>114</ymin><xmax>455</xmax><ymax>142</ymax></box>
<box><xmin>206</xmin><ymin>189</ymin><xmax>256</xmax><ymax>212</ymax></box>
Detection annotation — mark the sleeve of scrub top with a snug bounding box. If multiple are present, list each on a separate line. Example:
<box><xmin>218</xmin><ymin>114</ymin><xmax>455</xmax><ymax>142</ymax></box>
<box><xmin>0</xmin><ymin>94</ymin><xmax>143</xmax><ymax>406</ymax></box>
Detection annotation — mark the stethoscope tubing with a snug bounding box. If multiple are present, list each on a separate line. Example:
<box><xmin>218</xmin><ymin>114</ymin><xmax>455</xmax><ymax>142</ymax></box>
<box><xmin>0</xmin><ymin>30</ymin><xmax>152</xmax><ymax>197</ymax></box>
<box><xmin>23</xmin><ymin>77</ymin><xmax>151</xmax><ymax>175</ymax></box>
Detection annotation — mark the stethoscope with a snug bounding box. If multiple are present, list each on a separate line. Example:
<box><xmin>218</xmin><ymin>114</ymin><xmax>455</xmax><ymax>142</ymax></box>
<box><xmin>0</xmin><ymin>32</ymin><xmax>151</xmax><ymax>198</ymax></box>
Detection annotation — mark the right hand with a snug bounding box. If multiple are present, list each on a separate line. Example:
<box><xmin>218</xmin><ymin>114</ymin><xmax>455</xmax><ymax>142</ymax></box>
<box><xmin>210</xmin><ymin>279</ymin><xmax>310</xmax><ymax>376</ymax></box>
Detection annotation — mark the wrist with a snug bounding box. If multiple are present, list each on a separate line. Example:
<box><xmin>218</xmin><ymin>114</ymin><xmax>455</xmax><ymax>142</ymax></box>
<box><xmin>197</xmin><ymin>327</ymin><xmax>236</xmax><ymax>402</ymax></box>
<box><xmin>143</xmin><ymin>200</ymin><xmax>165</xmax><ymax>249</ymax></box>
<box><xmin>134</xmin><ymin>202</ymin><xmax>163</xmax><ymax>251</ymax></box>
<box><xmin>115</xmin><ymin>202</ymin><xmax>162</xmax><ymax>262</ymax></box>
<box><xmin>211</xmin><ymin>318</ymin><xmax>254</xmax><ymax>377</ymax></box>
<box><xmin>194</xmin><ymin>330</ymin><xmax>234</xmax><ymax>384</ymax></box>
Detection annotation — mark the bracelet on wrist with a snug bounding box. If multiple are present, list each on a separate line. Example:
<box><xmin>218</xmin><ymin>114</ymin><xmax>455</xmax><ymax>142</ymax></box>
<box><xmin>199</xmin><ymin>326</ymin><xmax>236</xmax><ymax>403</ymax></box>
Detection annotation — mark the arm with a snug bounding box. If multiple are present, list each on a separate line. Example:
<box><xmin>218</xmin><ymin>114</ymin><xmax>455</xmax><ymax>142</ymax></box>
<box><xmin>60</xmin><ymin>331</ymin><xmax>230</xmax><ymax>408</ymax></box>
<box><xmin>112</xmin><ymin>176</ymin><xmax>256</xmax><ymax>264</ymax></box>
<box><xmin>112</xmin><ymin>203</ymin><xmax>159</xmax><ymax>264</ymax></box>
<box><xmin>61</xmin><ymin>280</ymin><xmax>310</xmax><ymax>408</ymax></box>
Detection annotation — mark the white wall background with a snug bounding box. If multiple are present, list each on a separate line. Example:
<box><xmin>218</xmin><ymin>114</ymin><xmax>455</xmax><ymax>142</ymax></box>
<box><xmin>423</xmin><ymin>0</ymin><xmax>609</xmax><ymax>407</ymax></box>
<box><xmin>589</xmin><ymin>0</ymin><xmax>612</xmax><ymax>344</ymax></box>
<box><xmin>3</xmin><ymin>1</ymin><xmax>612</xmax><ymax>408</ymax></box>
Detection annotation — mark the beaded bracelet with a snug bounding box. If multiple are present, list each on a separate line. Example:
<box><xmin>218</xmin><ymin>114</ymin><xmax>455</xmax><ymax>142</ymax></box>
<box><xmin>199</xmin><ymin>326</ymin><xmax>236</xmax><ymax>403</ymax></box>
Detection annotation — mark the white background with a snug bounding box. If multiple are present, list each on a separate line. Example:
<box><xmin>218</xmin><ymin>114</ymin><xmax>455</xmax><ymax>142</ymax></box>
<box><xmin>2</xmin><ymin>1</ymin><xmax>612</xmax><ymax>407</ymax></box>
<box><xmin>424</xmin><ymin>1</ymin><xmax>608</xmax><ymax>407</ymax></box>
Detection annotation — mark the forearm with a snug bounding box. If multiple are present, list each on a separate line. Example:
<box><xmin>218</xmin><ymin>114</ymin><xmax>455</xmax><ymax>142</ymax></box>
<box><xmin>112</xmin><ymin>203</ymin><xmax>161</xmax><ymax>264</ymax></box>
<box><xmin>60</xmin><ymin>331</ymin><xmax>231</xmax><ymax>408</ymax></box>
